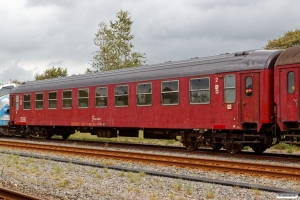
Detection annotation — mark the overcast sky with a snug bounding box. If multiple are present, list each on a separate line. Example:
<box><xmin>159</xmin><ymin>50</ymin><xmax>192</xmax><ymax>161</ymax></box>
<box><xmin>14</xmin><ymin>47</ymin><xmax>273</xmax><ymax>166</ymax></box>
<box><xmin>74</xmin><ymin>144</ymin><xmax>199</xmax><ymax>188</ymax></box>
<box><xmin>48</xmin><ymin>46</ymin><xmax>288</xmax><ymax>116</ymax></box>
<box><xmin>0</xmin><ymin>0</ymin><xmax>299</xmax><ymax>83</ymax></box>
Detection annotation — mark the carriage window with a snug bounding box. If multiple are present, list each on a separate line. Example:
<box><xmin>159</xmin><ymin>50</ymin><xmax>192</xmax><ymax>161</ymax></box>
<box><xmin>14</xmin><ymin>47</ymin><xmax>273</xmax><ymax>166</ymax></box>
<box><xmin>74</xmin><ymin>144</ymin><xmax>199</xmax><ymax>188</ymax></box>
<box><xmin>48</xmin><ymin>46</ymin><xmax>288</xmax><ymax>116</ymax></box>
<box><xmin>190</xmin><ymin>78</ymin><xmax>210</xmax><ymax>104</ymax></box>
<box><xmin>161</xmin><ymin>80</ymin><xmax>179</xmax><ymax>105</ymax></box>
<box><xmin>288</xmin><ymin>71</ymin><xmax>295</xmax><ymax>94</ymax></box>
<box><xmin>245</xmin><ymin>77</ymin><xmax>253</xmax><ymax>97</ymax></box>
<box><xmin>115</xmin><ymin>85</ymin><xmax>128</xmax><ymax>107</ymax></box>
<box><xmin>62</xmin><ymin>90</ymin><xmax>72</xmax><ymax>108</ymax></box>
<box><xmin>224</xmin><ymin>75</ymin><xmax>236</xmax><ymax>103</ymax></box>
<box><xmin>78</xmin><ymin>89</ymin><xmax>89</xmax><ymax>108</ymax></box>
<box><xmin>23</xmin><ymin>94</ymin><xmax>31</xmax><ymax>110</ymax></box>
<box><xmin>137</xmin><ymin>83</ymin><xmax>152</xmax><ymax>106</ymax></box>
<box><xmin>48</xmin><ymin>92</ymin><xmax>57</xmax><ymax>109</ymax></box>
<box><xmin>35</xmin><ymin>93</ymin><xmax>43</xmax><ymax>109</ymax></box>
<box><xmin>96</xmin><ymin>87</ymin><xmax>107</xmax><ymax>107</ymax></box>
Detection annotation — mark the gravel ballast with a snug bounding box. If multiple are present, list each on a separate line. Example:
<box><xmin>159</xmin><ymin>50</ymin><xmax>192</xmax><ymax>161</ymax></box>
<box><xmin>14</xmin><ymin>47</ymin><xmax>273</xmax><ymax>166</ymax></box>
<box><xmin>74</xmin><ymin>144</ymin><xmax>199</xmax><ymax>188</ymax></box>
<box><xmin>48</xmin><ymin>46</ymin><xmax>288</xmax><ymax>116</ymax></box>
<box><xmin>0</xmin><ymin>138</ymin><xmax>299</xmax><ymax>199</ymax></box>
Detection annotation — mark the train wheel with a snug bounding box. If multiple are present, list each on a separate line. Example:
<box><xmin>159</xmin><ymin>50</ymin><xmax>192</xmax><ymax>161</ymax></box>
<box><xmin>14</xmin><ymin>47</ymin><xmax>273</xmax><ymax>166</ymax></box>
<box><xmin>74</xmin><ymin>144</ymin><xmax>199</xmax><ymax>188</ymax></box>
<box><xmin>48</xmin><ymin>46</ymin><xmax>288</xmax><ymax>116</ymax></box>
<box><xmin>40</xmin><ymin>129</ymin><xmax>48</xmax><ymax>140</ymax></box>
<box><xmin>226</xmin><ymin>143</ymin><xmax>242</xmax><ymax>154</ymax></box>
<box><xmin>212</xmin><ymin>144</ymin><xmax>223</xmax><ymax>151</ymax></box>
<box><xmin>251</xmin><ymin>144</ymin><xmax>268</xmax><ymax>154</ymax></box>
<box><xmin>185</xmin><ymin>142</ymin><xmax>198</xmax><ymax>151</ymax></box>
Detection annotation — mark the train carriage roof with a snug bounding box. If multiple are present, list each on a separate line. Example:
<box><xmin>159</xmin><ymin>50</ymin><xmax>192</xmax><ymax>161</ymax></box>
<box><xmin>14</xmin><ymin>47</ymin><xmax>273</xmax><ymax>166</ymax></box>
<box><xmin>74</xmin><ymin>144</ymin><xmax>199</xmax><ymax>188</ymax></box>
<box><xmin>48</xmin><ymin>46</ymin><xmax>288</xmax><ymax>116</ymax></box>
<box><xmin>11</xmin><ymin>49</ymin><xmax>282</xmax><ymax>93</ymax></box>
<box><xmin>275</xmin><ymin>45</ymin><xmax>300</xmax><ymax>67</ymax></box>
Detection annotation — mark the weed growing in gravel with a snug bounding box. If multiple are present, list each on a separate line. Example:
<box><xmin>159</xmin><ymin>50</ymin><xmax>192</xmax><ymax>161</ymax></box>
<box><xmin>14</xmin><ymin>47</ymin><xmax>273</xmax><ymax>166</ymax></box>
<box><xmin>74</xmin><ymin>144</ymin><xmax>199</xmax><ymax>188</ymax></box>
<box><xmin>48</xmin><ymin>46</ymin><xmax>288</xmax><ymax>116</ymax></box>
<box><xmin>287</xmin><ymin>148</ymin><xmax>293</xmax><ymax>154</ymax></box>
<box><xmin>30</xmin><ymin>164</ymin><xmax>40</xmax><ymax>175</ymax></box>
<box><xmin>234</xmin><ymin>185</ymin><xmax>240</xmax><ymax>189</ymax></box>
<box><xmin>243</xmin><ymin>146</ymin><xmax>249</xmax><ymax>150</ymax></box>
<box><xmin>67</xmin><ymin>162</ymin><xmax>74</xmax><ymax>171</ymax></box>
<box><xmin>12</xmin><ymin>154</ymin><xmax>20</xmax><ymax>164</ymax></box>
<box><xmin>40</xmin><ymin>158</ymin><xmax>47</xmax><ymax>165</ymax></box>
<box><xmin>253</xmin><ymin>187</ymin><xmax>261</xmax><ymax>196</ymax></box>
<box><xmin>149</xmin><ymin>192</ymin><xmax>158</xmax><ymax>200</ymax></box>
<box><xmin>169</xmin><ymin>193</ymin><xmax>175</xmax><ymax>200</ymax></box>
<box><xmin>176</xmin><ymin>179</ymin><xmax>183</xmax><ymax>191</ymax></box>
<box><xmin>119</xmin><ymin>171</ymin><xmax>125</xmax><ymax>177</ymax></box>
<box><xmin>186</xmin><ymin>184</ymin><xmax>193</xmax><ymax>195</ymax></box>
<box><xmin>127</xmin><ymin>185</ymin><xmax>134</xmax><ymax>192</ymax></box>
<box><xmin>69</xmin><ymin>178</ymin><xmax>84</xmax><ymax>189</ymax></box>
<box><xmin>54</xmin><ymin>166</ymin><xmax>63</xmax><ymax>174</ymax></box>
<box><xmin>96</xmin><ymin>172</ymin><xmax>102</xmax><ymax>178</ymax></box>
<box><xmin>138</xmin><ymin>171</ymin><xmax>146</xmax><ymax>177</ymax></box>
<box><xmin>206</xmin><ymin>188</ymin><xmax>216</xmax><ymax>199</ymax></box>
<box><xmin>89</xmin><ymin>168</ymin><xmax>97</xmax><ymax>174</ymax></box>
<box><xmin>106</xmin><ymin>172</ymin><xmax>112</xmax><ymax>178</ymax></box>
<box><xmin>25</xmin><ymin>157</ymin><xmax>35</xmax><ymax>164</ymax></box>
<box><xmin>6</xmin><ymin>161</ymin><xmax>12</xmax><ymax>167</ymax></box>
<box><xmin>103</xmin><ymin>159</ymin><xmax>115</xmax><ymax>166</ymax></box>
<box><xmin>166</xmin><ymin>140</ymin><xmax>175</xmax><ymax>145</ymax></box>
<box><xmin>103</xmin><ymin>167</ymin><xmax>108</xmax><ymax>173</ymax></box>
<box><xmin>134</xmin><ymin>187</ymin><xmax>141</xmax><ymax>194</ymax></box>
<box><xmin>127</xmin><ymin>172</ymin><xmax>136</xmax><ymax>183</ymax></box>
<box><xmin>57</xmin><ymin>179</ymin><xmax>70</xmax><ymax>187</ymax></box>
<box><xmin>272</xmin><ymin>143</ymin><xmax>300</xmax><ymax>153</ymax></box>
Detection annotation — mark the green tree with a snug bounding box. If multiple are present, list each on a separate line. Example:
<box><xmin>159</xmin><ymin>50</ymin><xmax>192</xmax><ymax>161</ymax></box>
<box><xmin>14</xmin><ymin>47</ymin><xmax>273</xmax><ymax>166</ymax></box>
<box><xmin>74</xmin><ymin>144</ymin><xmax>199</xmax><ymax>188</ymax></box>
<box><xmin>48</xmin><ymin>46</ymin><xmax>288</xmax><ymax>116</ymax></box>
<box><xmin>265</xmin><ymin>29</ymin><xmax>300</xmax><ymax>49</ymax></box>
<box><xmin>88</xmin><ymin>10</ymin><xmax>146</xmax><ymax>73</ymax></box>
<box><xmin>10</xmin><ymin>79</ymin><xmax>25</xmax><ymax>84</ymax></box>
<box><xmin>34</xmin><ymin>66</ymin><xmax>68</xmax><ymax>80</ymax></box>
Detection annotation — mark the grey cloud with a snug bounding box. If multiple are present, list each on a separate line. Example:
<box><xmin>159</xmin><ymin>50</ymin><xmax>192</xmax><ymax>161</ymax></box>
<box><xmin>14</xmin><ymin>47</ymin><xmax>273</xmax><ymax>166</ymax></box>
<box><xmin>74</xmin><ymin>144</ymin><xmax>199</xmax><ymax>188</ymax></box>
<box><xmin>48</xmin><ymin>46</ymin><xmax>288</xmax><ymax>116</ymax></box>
<box><xmin>0</xmin><ymin>61</ymin><xmax>33</xmax><ymax>83</ymax></box>
<box><xmin>1</xmin><ymin>0</ymin><xmax>300</xmax><ymax>83</ymax></box>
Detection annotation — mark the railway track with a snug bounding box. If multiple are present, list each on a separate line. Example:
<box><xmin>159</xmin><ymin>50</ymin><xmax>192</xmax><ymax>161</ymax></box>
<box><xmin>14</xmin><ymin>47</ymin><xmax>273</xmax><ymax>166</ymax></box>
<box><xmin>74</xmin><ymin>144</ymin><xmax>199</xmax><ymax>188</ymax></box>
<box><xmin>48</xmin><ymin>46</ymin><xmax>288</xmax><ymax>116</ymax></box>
<box><xmin>0</xmin><ymin>140</ymin><xmax>300</xmax><ymax>180</ymax></box>
<box><xmin>2</xmin><ymin>136</ymin><xmax>300</xmax><ymax>164</ymax></box>
<box><xmin>0</xmin><ymin>186</ymin><xmax>43</xmax><ymax>200</ymax></box>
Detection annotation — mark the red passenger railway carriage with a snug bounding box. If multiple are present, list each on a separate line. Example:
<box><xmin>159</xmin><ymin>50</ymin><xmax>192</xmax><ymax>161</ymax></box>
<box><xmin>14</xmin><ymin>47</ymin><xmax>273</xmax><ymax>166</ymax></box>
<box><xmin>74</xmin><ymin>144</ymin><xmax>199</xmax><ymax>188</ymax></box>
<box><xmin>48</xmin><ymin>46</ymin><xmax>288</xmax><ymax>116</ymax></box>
<box><xmin>6</xmin><ymin>46</ymin><xmax>300</xmax><ymax>154</ymax></box>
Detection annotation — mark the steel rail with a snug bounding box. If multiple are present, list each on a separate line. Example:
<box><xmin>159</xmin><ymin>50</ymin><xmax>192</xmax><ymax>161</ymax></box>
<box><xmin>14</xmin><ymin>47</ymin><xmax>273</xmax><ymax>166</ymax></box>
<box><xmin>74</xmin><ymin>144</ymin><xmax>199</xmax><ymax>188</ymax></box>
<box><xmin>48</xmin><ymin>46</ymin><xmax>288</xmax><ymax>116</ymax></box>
<box><xmin>0</xmin><ymin>140</ymin><xmax>300</xmax><ymax>180</ymax></box>
<box><xmin>0</xmin><ymin>186</ymin><xmax>43</xmax><ymax>200</ymax></box>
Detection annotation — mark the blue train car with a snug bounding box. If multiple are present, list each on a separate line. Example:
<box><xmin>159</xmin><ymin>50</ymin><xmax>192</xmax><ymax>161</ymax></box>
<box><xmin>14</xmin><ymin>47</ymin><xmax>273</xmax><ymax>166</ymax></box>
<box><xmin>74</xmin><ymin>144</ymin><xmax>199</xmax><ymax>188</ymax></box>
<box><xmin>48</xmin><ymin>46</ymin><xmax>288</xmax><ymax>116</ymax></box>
<box><xmin>0</xmin><ymin>83</ymin><xmax>19</xmax><ymax>126</ymax></box>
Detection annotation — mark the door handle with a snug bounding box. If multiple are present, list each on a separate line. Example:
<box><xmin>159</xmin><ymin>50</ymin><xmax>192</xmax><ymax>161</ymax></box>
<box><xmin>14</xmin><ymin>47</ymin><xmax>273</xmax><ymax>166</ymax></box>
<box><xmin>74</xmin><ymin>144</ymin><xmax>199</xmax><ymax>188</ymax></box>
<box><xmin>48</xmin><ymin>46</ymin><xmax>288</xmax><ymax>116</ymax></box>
<box><xmin>294</xmin><ymin>99</ymin><xmax>298</xmax><ymax>106</ymax></box>
<box><xmin>242</xmin><ymin>102</ymin><xmax>246</xmax><ymax>108</ymax></box>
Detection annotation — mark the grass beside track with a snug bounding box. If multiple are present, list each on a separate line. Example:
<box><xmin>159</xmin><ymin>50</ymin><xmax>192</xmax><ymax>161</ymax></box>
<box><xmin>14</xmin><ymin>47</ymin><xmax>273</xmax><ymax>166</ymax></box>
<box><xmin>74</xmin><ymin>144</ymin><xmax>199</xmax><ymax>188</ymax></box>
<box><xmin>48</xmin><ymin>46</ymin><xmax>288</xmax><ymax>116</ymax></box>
<box><xmin>52</xmin><ymin>131</ymin><xmax>182</xmax><ymax>146</ymax></box>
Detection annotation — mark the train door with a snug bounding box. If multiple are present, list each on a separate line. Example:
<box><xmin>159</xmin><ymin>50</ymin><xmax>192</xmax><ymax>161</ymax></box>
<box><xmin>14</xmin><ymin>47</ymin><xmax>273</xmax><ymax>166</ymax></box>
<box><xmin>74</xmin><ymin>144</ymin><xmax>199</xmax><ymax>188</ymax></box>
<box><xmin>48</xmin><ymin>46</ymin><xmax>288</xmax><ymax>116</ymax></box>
<box><xmin>240</xmin><ymin>73</ymin><xmax>260</xmax><ymax>122</ymax></box>
<box><xmin>279</xmin><ymin>68</ymin><xmax>299</xmax><ymax>122</ymax></box>
<box><xmin>10</xmin><ymin>94</ymin><xmax>19</xmax><ymax>121</ymax></box>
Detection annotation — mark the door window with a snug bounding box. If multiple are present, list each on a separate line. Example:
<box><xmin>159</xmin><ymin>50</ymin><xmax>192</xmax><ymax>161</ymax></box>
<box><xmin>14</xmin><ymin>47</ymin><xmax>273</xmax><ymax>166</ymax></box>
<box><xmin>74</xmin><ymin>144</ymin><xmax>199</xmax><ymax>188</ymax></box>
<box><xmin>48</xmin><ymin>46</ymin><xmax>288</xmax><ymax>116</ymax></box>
<box><xmin>245</xmin><ymin>77</ymin><xmax>253</xmax><ymax>97</ymax></box>
<box><xmin>287</xmin><ymin>71</ymin><xmax>295</xmax><ymax>94</ymax></box>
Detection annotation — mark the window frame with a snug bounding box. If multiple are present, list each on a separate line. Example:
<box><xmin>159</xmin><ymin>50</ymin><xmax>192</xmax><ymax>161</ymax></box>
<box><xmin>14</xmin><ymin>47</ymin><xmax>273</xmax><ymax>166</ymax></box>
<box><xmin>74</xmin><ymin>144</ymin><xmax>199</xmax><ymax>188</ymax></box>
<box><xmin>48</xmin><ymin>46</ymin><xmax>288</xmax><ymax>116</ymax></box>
<box><xmin>48</xmin><ymin>91</ymin><xmax>57</xmax><ymax>109</ymax></box>
<box><xmin>136</xmin><ymin>82</ymin><xmax>152</xmax><ymax>106</ymax></box>
<box><xmin>224</xmin><ymin>74</ymin><xmax>236</xmax><ymax>103</ymax></box>
<box><xmin>35</xmin><ymin>92</ymin><xmax>44</xmax><ymax>109</ymax></box>
<box><xmin>161</xmin><ymin>80</ymin><xmax>179</xmax><ymax>105</ymax></box>
<box><xmin>23</xmin><ymin>94</ymin><xmax>31</xmax><ymax>110</ymax></box>
<box><xmin>189</xmin><ymin>77</ymin><xmax>210</xmax><ymax>104</ymax></box>
<box><xmin>16</xmin><ymin>95</ymin><xmax>19</xmax><ymax>111</ymax></box>
<box><xmin>115</xmin><ymin>85</ymin><xmax>129</xmax><ymax>107</ymax></box>
<box><xmin>78</xmin><ymin>88</ymin><xmax>89</xmax><ymax>108</ymax></box>
<box><xmin>62</xmin><ymin>90</ymin><xmax>72</xmax><ymax>109</ymax></box>
<box><xmin>95</xmin><ymin>87</ymin><xmax>108</xmax><ymax>108</ymax></box>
